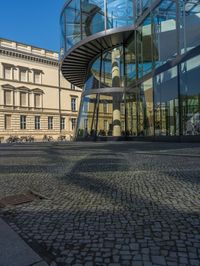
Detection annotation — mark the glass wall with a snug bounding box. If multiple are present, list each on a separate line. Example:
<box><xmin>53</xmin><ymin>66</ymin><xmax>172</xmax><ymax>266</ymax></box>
<box><xmin>180</xmin><ymin>54</ymin><xmax>200</xmax><ymax>135</ymax></box>
<box><xmin>77</xmin><ymin>94</ymin><xmax>99</xmax><ymax>138</ymax></box>
<box><xmin>60</xmin><ymin>0</ymin><xmax>134</xmax><ymax>55</ymax></box>
<box><xmin>61</xmin><ymin>0</ymin><xmax>200</xmax><ymax>140</ymax></box>
<box><xmin>106</xmin><ymin>0</ymin><xmax>134</xmax><ymax>29</ymax></box>
<box><xmin>125</xmin><ymin>78</ymin><xmax>153</xmax><ymax>137</ymax></box>
<box><xmin>136</xmin><ymin>0</ymin><xmax>151</xmax><ymax>19</ymax></box>
<box><xmin>137</xmin><ymin>15</ymin><xmax>153</xmax><ymax>78</ymax></box>
<box><xmin>84</xmin><ymin>45</ymin><xmax>124</xmax><ymax>92</ymax></box>
<box><xmin>152</xmin><ymin>0</ymin><xmax>177</xmax><ymax>68</ymax></box>
<box><xmin>76</xmin><ymin>92</ymin><xmax>125</xmax><ymax>139</ymax></box>
<box><xmin>64</xmin><ymin>0</ymin><xmax>81</xmax><ymax>51</ymax></box>
<box><xmin>125</xmin><ymin>33</ymin><xmax>136</xmax><ymax>88</ymax></box>
<box><xmin>81</xmin><ymin>0</ymin><xmax>105</xmax><ymax>38</ymax></box>
<box><xmin>179</xmin><ymin>0</ymin><xmax>200</xmax><ymax>54</ymax></box>
<box><xmin>154</xmin><ymin>67</ymin><xmax>179</xmax><ymax>136</ymax></box>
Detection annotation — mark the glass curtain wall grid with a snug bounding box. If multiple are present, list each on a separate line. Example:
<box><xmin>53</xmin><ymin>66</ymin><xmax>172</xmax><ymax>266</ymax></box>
<box><xmin>60</xmin><ymin>0</ymin><xmax>200</xmax><ymax>140</ymax></box>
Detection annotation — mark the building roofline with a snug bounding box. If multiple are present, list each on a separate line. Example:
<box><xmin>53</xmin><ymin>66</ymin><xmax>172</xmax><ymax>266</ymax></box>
<box><xmin>0</xmin><ymin>36</ymin><xmax>59</xmax><ymax>54</ymax></box>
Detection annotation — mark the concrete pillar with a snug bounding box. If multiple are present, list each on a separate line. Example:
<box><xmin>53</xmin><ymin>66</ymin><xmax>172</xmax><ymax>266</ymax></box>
<box><xmin>112</xmin><ymin>48</ymin><xmax>121</xmax><ymax>137</ymax></box>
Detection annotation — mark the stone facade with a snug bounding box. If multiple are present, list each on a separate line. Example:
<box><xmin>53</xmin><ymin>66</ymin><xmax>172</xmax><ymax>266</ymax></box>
<box><xmin>0</xmin><ymin>38</ymin><xmax>81</xmax><ymax>142</ymax></box>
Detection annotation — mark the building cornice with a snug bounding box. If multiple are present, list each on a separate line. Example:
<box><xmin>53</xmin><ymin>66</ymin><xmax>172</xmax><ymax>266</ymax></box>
<box><xmin>0</xmin><ymin>107</ymin><xmax>79</xmax><ymax>115</ymax></box>
<box><xmin>0</xmin><ymin>46</ymin><xmax>59</xmax><ymax>66</ymax></box>
<box><xmin>0</xmin><ymin>78</ymin><xmax>82</xmax><ymax>92</ymax></box>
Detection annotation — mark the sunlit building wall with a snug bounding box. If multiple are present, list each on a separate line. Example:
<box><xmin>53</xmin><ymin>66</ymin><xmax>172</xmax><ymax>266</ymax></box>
<box><xmin>0</xmin><ymin>38</ymin><xmax>81</xmax><ymax>142</ymax></box>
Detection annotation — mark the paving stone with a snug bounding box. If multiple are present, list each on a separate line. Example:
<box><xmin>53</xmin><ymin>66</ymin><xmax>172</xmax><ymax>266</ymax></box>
<box><xmin>143</xmin><ymin>262</ymin><xmax>153</xmax><ymax>266</ymax></box>
<box><xmin>0</xmin><ymin>142</ymin><xmax>200</xmax><ymax>265</ymax></box>
<box><xmin>34</xmin><ymin>261</ymin><xmax>49</xmax><ymax>266</ymax></box>
<box><xmin>151</xmin><ymin>255</ymin><xmax>166</xmax><ymax>265</ymax></box>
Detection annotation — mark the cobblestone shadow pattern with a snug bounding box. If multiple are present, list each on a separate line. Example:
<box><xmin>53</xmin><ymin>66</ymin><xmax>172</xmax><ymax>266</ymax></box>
<box><xmin>0</xmin><ymin>142</ymin><xmax>200</xmax><ymax>266</ymax></box>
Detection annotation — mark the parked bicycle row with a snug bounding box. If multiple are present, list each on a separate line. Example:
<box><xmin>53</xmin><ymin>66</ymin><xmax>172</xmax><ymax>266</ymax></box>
<box><xmin>5</xmin><ymin>135</ymin><xmax>70</xmax><ymax>143</ymax></box>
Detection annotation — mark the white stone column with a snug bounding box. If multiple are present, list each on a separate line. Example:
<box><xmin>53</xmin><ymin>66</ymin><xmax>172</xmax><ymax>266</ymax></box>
<box><xmin>30</xmin><ymin>92</ymin><xmax>34</xmax><ymax>109</ymax></box>
<box><xmin>26</xmin><ymin>93</ymin><xmax>29</xmax><ymax>107</ymax></box>
<box><xmin>112</xmin><ymin>49</ymin><xmax>121</xmax><ymax>137</ymax></box>
<box><xmin>26</xmin><ymin>70</ymin><xmax>29</xmax><ymax>82</ymax></box>
<box><xmin>15</xmin><ymin>90</ymin><xmax>20</xmax><ymax>107</ymax></box>
<box><xmin>0</xmin><ymin>89</ymin><xmax>4</xmax><ymax>106</ymax></box>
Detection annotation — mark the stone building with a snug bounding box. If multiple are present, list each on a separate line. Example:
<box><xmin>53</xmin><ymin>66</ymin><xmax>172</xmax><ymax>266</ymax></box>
<box><xmin>0</xmin><ymin>38</ymin><xmax>81</xmax><ymax>142</ymax></box>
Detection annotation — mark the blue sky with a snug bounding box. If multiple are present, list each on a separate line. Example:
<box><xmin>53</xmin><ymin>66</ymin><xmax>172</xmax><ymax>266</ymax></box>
<box><xmin>0</xmin><ymin>0</ymin><xmax>65</xmax><ymax>51</ymax></box>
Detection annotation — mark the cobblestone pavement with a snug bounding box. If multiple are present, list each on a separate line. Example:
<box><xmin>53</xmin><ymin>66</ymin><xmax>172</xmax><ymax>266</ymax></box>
<box><xmin>0</xmin><ymin>141</ymin><xmax>200</xmax><ymax>266</ymax></box>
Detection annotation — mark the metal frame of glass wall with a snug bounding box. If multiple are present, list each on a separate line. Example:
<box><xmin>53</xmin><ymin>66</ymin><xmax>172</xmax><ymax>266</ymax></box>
<box><xmin>60</xmin><ymin>0</ymin><xmax>200</xmax><ymax>140</ymax></box>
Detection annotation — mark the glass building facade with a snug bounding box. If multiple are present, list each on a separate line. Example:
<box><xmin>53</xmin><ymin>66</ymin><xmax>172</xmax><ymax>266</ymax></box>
<box><xmin>60</xmin><ymin>0</ymin><xmax>200</xmax><ymax>140</ymax></box>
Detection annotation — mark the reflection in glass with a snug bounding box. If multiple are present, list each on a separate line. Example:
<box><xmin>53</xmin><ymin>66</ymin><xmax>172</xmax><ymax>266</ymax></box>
<box><xmin>152</xmin><ymin>0</ymin><xmax>177</xmax><ymax>67</ymax></box>
<box><xmin>179</xmin><ymin>0</ymin><xmax>200</xmax><ymax>54</ymax></box>
<box><xmin>106</xmin><ymin>0</ymin><xmax>134</xmax><ymax>29</ymax></box>
<box><xmin>180</xmin><ymin>54</ymin><xmax>200</xmax><ymax>135</ymax></box>
<box><xmin>76</xmin><ymin>93</ymin><xmax>126</xmax><ymax>139</ymax></box>
<box><xmin>81</xmin><ymin>0</ymin><xmax>105</xmax><ymax>37</ymax></box>
<box><xmin>125</xmin><ymin>78</ymin><xmax>153</xmax><ymax>137</ymax></box>
<box><xmin>60</xmin><ymin>0</ymin><xmax>200</xmax><ymax>140</ymax></box>
<box><xmin>137</xmin><ymin>16</ymin><xmax>153</xmax><ymax>78</ymax></box>
<box><xmin>60</xmin><ymin>0</ymin><xmax>135</xmax><ymax>55</ymax></box>
<box><xmin>154</xmin><ymin>67</ymin><xmax>179</xmax><ymax>136</ymax></box>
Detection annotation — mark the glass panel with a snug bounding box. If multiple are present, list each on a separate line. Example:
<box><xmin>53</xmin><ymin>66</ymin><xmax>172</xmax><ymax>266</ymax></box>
<box><xmin>126</xmin><ymin>81</ymin><xmax>153</xmax><ymax>138</ymax></box>
<box><xmin>125</xmin><ymin>33</ymin><xmax>136</xmax><ymax>88</ymax></box>
<box><xmin>20</xmin><ymin>115</ymin><xmax>26</xmax><ymax>130</ymax></box>
<box><xmin>60</xmin><ymin>0</ymin><xmax>135</xmax><ymax>54</ymax></box>
<box><xmin>152</xmin><ymin>0</ymin><xmax>177</xmax><ymax>67</ymax></box>
<box><xmin>135</xmin><ymin>0</ymin><xmax>151</xmax><ymax>19</ymax></box>
<box><xmin>35</xmin><ymin>116</ymin><xmax>40</xmax><ymax>130</ymax></box>
<box><xmin>106</xmin><ymin>0</ymin><xmax>134</xmax><ymax>29</ymax></box>
<box><xmin>60</xmin><ymin>10</ymin><xmax>65</xmax><ymax>60</ymax></box>
<box><xmin>65</xmin><ymin>0</ymin><xmax>81</xmax><ymax>50</ymax></box>
<box><xmin>76</xmin><ymin>92</ymin><xmax>127</xmax><ymax>138</ymax></box>
<box><xmin>48</xmin><ymin>117</ymin><xmax>53</xmax><ymax>130</ymax></box>
<box><xmin>85</xmin><ymin>45</ymin><xmax>124</xmax><ymax>92</ymax></box>
<box><xmin>81</xmin><ymin>0</ymin><xmax>105</xmax><ymax>37</ymax></box>
<box><xmin>76</xmin><ymin>94</ymin><xmax>99</xmax><ymax>138</ymax></box>
<box><xmin>154</xmin><ymin>66</ymin><xmax>179</xmax><ymax>136</ymax></box>
<box><xmin>126</xmin><ymin>92</ymin><xmax>138</xmax><ymax>136</ymax></box>
<box><xmin>180</xmin><ymin>54</ymin><xmax>200</xmax><ymax>135</ymax></box>
<box><xmin>140</xmin><ymin>78</ymin><xmax>154</xmax><ymax>136</ymax></box>
<box><xmin>71</xmin><ymin>118</ymin><xmax>77</xmax><ymax>130</ymax></box>
<box><xmin>71</xmin><ymin>97</ymin><xmax>77</xmax><ymax>111</ymax></box>
<box><xmin>97</xmin><ymin>94</ymin><xmax>114</xmax><ymax>136</ymax></box>
<box><xmin>61</xmin><ymin>117</ymin><xmax>65</xmax><ymax>130</ymax></box>
<box><xmin>137</xmin><ymin>15</ymin><xmax>153</xmax><ymax>78</ymax></box>
<box><xmin>179</xmin><ymin>0</ymin><xmax>200</xmax><ymax>54</ymax></box>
